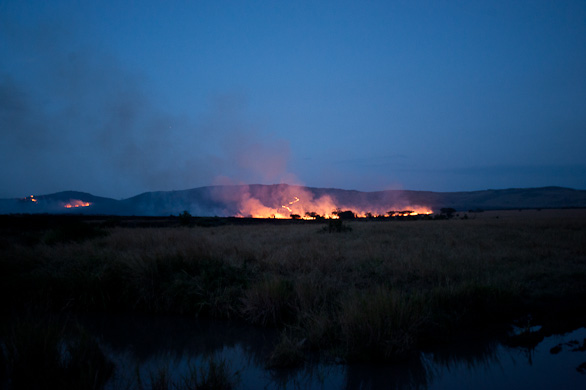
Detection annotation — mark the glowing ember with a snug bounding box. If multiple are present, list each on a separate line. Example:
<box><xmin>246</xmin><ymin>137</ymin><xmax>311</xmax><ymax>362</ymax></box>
<box><xmin>281</xmin><ymin>196</ymin><xmax>300</xmax><ymax>213</ymax></box>
<box><xmin>63</xmin><ymin>200</ymin><xmax>91</xmax><ymax>208</ymax></box>
<box><xmin>22</xmin><ymin>195</ymin><xmax>38</xmax><ymax>203</ymax></box>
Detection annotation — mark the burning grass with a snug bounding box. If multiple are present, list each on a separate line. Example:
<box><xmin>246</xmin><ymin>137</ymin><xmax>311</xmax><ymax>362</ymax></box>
<box><xmin>1</xmin><ymin>212</ymin><xmax>586</xmax><ymax>368</ymax></box>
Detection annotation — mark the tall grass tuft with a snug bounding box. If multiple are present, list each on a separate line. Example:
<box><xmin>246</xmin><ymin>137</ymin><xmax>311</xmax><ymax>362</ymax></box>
<box><xmin>339</xmin><ymin>287</ymin><xmax>428</xmax><ymax>361</ymax></box>
<box><xmin>137</xmin><ymin>358</ymin><xmax>239</xmax><ymax>390</ymax></box>
<box><xmin>266</xmin><ymin>331</ymin><xmax>305</xmax><ymax>368</ymax></box>
<box><xmin>241</xmin><ymin>276</ymin><xmax>295</xmax><ymax>326</ymax></box>
<box><xmin>181</xmin><ymin>358</ymin><xmax>240</xmax><ymax>390</ymax></box>
<box><xmin>148</xmin><ymin>365</ymin><xmax>172</xmax><ymax>390</ymax></box>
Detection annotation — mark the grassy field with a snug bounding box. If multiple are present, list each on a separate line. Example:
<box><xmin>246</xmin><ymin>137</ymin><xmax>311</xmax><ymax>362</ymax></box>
<box><xmin>1</xmin><ymin>210</ymin><xmax>586</xmax><ymax>384</ymax></box>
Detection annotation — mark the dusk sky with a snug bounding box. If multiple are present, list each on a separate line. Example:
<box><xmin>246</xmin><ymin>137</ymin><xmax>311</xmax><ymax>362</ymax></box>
<box><xmin>1</xmin><ymin>0</ymin><xmax>585</xmax><ymax>199</ymax></box>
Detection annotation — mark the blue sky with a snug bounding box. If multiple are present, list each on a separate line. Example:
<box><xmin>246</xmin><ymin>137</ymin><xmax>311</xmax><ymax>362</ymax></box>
<box><xmin>1</xmin><ymin>0</ymin><xmax>585</xmax><ymax>198</ymax></box>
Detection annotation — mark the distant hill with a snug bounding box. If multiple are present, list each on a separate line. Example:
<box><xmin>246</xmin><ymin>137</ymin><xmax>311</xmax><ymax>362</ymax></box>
<box><xmin>0</xmin><ymin>191</ymin><xmax>127</xmax><ymax>215</ymax></box>
<box><xmin>1</xmin><ymin>185</ymin><xmax>585</xmax><ymax>216</ymax></box>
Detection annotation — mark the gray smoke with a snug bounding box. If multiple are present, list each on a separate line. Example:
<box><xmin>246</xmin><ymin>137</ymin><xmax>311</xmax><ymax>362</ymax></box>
<box><xmin>0</xmin><ymin>17</ymin><xmax>290</xmax><ymax>199</ymax></box>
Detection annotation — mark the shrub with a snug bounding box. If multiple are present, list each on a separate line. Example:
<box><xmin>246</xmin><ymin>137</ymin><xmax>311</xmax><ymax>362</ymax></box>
<box><xmin>335</xmin><ymin>210</ymin><xmax>355</xmax><ymax>220</ymax></box>
<box><xmin>178</xmin><ymin>210</ymin><xmax>192</xmax><ymax>226</ymax></box>
<box><xmin>325</xmin><ymin>219</ymin><xmax>351</xmax><ymax>233</ymax></box>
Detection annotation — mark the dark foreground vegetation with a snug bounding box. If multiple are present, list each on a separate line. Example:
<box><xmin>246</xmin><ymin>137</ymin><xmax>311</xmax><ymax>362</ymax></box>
<box><xmin>1</xmin><ymin>211</ymin><xmax>586</xmax><ymax>388</ymax></box>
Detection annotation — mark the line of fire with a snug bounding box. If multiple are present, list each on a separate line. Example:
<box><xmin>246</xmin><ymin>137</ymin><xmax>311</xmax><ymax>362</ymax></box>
<box><xmin>247</xmin><ymin>209</ymin><xmax>434</xmax><ymax>220</ymax></box>
<box><xmin>20</xmin><ymin>194</ymin><xmax>447</xmax><ymax>220</ymax></box>
<box><xmin>237</xmin><ymin>195</ymin><xmax>434</xmax><ymax>220</ymax></box>
<box><xmin>22</xmin><ymin>196</ymin><xmax>92</xmax><ymax>209</ymax></box>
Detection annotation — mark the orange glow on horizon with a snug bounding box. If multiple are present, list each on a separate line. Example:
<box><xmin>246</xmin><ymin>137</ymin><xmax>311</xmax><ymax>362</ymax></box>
<box><xmin>236</xmin><ymin>192</ymin><xmax>432</xmax><ymax>219</ymax></box>
<box><xmin>63</xmin><ymin>200</ymin><xmax>91</xmax><ymax>208</ymax></box>
<box><xmin>23</xmin><ymin>195</ymin><xmax>38</xmax><ymax>203</ymax></box>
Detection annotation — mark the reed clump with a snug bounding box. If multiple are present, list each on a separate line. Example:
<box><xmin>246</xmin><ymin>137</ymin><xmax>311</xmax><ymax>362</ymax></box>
<box><xmin>339</xmin><ymin>287</ymin><xmax>427</xmax><ymax>361</ymax></box>
<box><xmin>242</xmin><ymin>276</ymin><xmax>295</xmax><ymax>326</ymax></box>
<box><xmin>266</xmin><ymin>331</ymin><xmax>306</xmax><ymax>368</ymax></box>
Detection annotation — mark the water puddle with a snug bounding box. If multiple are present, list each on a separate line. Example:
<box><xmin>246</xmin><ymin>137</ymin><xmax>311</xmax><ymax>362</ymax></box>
<box><xmin>78</xmin><ymin>314</ymin><xmax>586</xmax><ymax>389</ymax></box>
<box><xmin>424</xmin><ymin>327</ymin><xmax>586</xmax><ymax>390</ymax></box>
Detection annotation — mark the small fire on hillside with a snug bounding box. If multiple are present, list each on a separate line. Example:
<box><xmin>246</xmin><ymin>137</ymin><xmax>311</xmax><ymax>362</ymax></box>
<box><xmin>24</xmin><ymin>195</ymin><xmax>38</xmax><ymax>203</ymax></box>
<box><xmin>235</xmin><ymin>188</ymin><xmax>432</xmax><ymax>219</ymax></box>
<box><xmin>63</xmin><ymin>200</ymin><xmax>91</xmax><ymax>208</ymax></box>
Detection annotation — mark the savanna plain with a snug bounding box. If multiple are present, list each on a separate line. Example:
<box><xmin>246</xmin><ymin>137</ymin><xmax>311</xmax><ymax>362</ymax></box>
<box><xmin>1</xmin><ymin>210</ymin><xmax>586</xmax><ymax>389</ymax></box>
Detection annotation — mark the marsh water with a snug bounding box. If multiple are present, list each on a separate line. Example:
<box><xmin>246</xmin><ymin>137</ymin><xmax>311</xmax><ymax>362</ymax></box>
<box><xmin>79</xmin><ymin>314</ymin><xmax>586</xmax><ymax>389</ymax></box>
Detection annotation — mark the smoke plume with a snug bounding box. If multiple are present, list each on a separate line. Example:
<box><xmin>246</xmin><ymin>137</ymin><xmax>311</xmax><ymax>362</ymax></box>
<box><xmin>0</xmin><ymin>16</ymin><xmax>291</xmax><ymax>198</ymax></box>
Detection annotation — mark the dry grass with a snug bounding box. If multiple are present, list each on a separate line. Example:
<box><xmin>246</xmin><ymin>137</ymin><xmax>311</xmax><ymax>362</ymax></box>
<box><xmin>1</xmin><ymin>213</ymin><xmax>586</xmax><ymax>365</ymax></box>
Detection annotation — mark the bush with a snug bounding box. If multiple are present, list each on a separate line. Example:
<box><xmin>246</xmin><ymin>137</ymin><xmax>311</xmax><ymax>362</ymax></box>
<box><xmin>178</xmin><ymin>210</ymin><xmax>192</xmax><ymax>226</ymax></box>
<box><xmin>325</xmin><ymin>219</ymin><xmax>351</xmax><ymax>233</ymax></box>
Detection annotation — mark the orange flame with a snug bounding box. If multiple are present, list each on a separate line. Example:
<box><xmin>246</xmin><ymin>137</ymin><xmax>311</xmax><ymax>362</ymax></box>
<box><xmin>378</xmin><ymin>207</ymin><xmax>433</xmax><ymax>217</ymax></box>
<box><xmin>63</xmin><ymin>200</ymin><xmax>91</xmax><ymax>208</ymax></box>
<box><xmin>281</xmin><ymin>196</ymin><xmax>300</xmax><ymax>213</ymax></box>
<box><xmin>236</xmin><ymin>189</ymin><xmax>341</xmax><ymax>219</ymax></box>
<box><xmin>22</xmin><ymin>195</ymin><xmax>38</xmax><ymax>203</ymax></box>
<box><xmin>235</xmin><ymin>187</ymin><xmax>432</xmax><ymax>219</ymax></box>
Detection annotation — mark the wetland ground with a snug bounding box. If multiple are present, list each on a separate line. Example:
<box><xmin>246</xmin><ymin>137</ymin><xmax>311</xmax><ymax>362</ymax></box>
<box><xmin>1</xmin><ymin>209</ymin><xmax>585</xmax><ymax>388</ymax></box>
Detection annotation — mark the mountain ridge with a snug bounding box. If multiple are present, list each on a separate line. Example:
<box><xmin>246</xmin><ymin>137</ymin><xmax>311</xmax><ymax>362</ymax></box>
<box><xmin>1</xmin><ymin>185</ymin><xmax>585</xmax><ymax>216</ymax></box>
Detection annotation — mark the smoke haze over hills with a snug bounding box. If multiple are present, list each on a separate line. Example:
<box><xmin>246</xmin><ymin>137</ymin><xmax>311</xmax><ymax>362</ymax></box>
<box><xmin>2</xmin><ymin>185</ymin><xmax>585</xmax><ymax>217</ymax></box>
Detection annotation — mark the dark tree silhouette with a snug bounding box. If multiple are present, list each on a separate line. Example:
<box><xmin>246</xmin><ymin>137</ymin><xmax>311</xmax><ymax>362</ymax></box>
<box><xmin>335</xmin><ymin>210</ymin><xmax>355</xmax><ymax>220</ymax></box>
<box><xmin>178</xmin><ymin>210</ymin><xmax>192</xmax><ymax>226</ymax></box>
<box><xmin>440</xmin><ymin>207</ymin><xmax>457</xmax><ymax>218</ymax></box>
